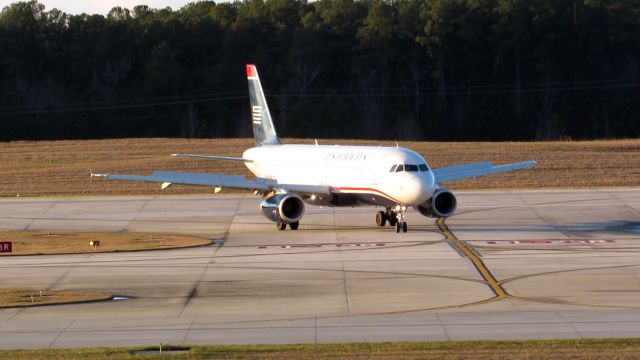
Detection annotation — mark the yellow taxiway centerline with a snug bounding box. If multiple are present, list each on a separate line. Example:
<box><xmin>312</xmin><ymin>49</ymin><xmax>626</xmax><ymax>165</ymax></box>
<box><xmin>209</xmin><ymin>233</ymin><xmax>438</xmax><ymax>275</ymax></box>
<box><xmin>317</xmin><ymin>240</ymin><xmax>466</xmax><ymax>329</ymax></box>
<box><xmin>436</xmin><ymin>218</ymin><xmax>508</xmax><ymax>298</ymax></box>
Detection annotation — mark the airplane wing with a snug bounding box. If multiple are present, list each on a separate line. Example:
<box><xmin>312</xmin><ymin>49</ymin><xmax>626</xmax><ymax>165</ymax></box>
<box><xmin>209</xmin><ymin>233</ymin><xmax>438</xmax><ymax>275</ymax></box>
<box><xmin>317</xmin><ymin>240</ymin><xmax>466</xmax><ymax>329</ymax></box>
<box><xmin>91</xmin><ymin>171</ymin><xmax>331</xmax><ymax>195</ymax></box>
<box><xmin>171</xmin><ymin>154</ymin><xmax>252</xmax><ymax>162</ymax></box>
<box><xmin>432</xmin><ymin>160</ymin><xmax>536</xmax><ymax>183</ymax></box>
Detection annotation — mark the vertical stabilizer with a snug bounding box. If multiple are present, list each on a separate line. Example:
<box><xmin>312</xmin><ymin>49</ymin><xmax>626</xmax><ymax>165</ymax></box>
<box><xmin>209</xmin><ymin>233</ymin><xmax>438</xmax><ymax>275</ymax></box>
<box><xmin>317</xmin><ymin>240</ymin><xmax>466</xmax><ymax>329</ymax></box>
<box><xmin>246</xmin><ymin>64</ymin><xmax>280</xmax><ymax>146</ymax></box>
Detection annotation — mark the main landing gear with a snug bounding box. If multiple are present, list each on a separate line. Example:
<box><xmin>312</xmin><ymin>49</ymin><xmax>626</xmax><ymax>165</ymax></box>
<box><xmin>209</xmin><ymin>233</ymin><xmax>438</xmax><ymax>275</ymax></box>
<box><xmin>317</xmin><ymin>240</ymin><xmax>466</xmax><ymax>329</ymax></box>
<box><xmin>276</xmin><ymin>221</ymin><xmax>299</xmax><ymax>230</ymax></box>
<box><xmin>376</xmin><ymin>206</ymin><xmax>408</xmax><ymax>233</ymax></box>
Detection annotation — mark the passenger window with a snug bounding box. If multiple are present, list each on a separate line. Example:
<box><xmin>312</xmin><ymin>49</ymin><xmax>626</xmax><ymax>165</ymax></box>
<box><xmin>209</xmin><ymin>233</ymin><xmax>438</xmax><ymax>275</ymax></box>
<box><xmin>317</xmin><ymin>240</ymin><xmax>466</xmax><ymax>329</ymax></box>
<box><xmin>419</xmin><ymin>164</ymin><xmax>429</xmax><ymax>172</ymax></box>
<box><xmin>395</xmin><ymin>164</ymin><xmax>404</xmax><ymax>172</ymax></box>
<box><xmin>405</xmin><ymin>164</ymin><xmax>419</xmax><ymax>172</ymax></box>
<box><xmin>389</xmin><ymin>165</ymin><xmax>397</xmax><ymax>172</ymax></box>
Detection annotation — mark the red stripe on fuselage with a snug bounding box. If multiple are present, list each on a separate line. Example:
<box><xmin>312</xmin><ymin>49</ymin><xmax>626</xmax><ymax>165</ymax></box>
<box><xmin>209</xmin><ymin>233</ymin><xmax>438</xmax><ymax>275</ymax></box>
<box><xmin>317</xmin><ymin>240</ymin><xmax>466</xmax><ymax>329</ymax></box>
<box><xmin>330</xmin><ymin>187</ymin><xmax>402</xmax><ymax>204</ymax></box>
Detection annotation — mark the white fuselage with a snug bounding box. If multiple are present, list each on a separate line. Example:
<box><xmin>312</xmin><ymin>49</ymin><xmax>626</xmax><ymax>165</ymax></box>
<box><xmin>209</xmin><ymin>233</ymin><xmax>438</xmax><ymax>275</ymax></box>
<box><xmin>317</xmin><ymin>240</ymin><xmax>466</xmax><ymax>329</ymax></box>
<box><xmin>243</xmin><ymin>144</ymin><xmax>435</xmax><ymax>207</ymax></box>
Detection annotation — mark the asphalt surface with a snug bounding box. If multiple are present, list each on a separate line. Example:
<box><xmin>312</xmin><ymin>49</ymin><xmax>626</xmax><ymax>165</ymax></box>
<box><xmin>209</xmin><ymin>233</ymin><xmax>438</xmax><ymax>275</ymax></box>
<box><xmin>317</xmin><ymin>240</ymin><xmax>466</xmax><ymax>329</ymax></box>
<box><xmin>1</xmin><ymin>188</ymin><xmax>640</xmax><ymax>348</ymax></box>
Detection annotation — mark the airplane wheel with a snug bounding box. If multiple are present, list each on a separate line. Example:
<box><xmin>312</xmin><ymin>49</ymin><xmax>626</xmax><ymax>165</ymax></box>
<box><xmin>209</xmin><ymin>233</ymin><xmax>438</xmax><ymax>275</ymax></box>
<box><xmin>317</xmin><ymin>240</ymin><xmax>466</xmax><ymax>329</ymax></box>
<box><xmin>388</xmin><ymin>213</ymin><xmax>397</xmax><ymax>227</ymax></box>
<box><xmin>402</xmin><ymin>222</ymin><xmax>408</xmax><ymax>233</ymax></box>
<box><xmin>395</xmin><ymin>222</ymin><xmax>401</xmax><ymax>233</ymax></box>
<box><xmin>289</xmin><ymin>222</ymin><xmax>300</xmax><ymax>230</ymax></box>
<box><xmin>376</xmin><ymin>211</ymin><xmax>387</xmax><ymax>227</ymax></box>
<box><xmin>276</xmin><ymin>221</ymin><xmax>287</xmax><ymax>230</ymax></box>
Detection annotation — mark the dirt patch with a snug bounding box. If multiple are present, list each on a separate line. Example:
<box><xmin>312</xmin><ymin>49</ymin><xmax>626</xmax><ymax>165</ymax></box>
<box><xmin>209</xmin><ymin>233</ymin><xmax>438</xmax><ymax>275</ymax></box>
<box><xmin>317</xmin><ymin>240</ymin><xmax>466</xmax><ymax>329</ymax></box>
<box><xmin>0</xmin><ymin>289</ymin><xmax>112</xmax><ymax>308</ymax></box>
<box><xmin>0</xmin><ymin>231</ymin><xmax>211</xmax><ymax>256</ymax></box>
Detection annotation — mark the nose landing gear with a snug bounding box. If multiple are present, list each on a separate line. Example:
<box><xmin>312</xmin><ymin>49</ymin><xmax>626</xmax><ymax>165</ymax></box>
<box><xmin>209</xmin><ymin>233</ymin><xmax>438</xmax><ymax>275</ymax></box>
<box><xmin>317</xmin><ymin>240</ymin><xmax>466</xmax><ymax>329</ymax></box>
<box><xmin>395</xmin><ymin>220</ymin><xmax>408</xmax><ymax>233</ymax></box>
<box><xmin>376</xmin><ymin>206</ymin><xmax>408</xmax><ymax>233</ymax></box>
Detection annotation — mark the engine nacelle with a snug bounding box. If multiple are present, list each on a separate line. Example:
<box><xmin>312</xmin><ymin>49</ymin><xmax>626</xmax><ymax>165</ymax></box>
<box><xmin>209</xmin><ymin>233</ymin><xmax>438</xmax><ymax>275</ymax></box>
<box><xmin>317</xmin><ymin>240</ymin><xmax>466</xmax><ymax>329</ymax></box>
<box><xmin>415</xmin><ymin>188</ymin><xmax>457</xmax><ymax>218</ymax></box>
<box><xmin>260</xmin><ymin>193</ymin><xmax>305</xmax><ymax>224</ymax></box>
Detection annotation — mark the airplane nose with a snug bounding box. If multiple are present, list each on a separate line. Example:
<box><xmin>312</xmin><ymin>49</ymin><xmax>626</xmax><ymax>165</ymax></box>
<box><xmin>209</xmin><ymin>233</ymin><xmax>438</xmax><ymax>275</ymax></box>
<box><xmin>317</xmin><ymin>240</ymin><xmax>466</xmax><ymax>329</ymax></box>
<box><xmin>400</xmin><ymin>173</ymin><xmax>433</xmax><ymax>205</ymax></box>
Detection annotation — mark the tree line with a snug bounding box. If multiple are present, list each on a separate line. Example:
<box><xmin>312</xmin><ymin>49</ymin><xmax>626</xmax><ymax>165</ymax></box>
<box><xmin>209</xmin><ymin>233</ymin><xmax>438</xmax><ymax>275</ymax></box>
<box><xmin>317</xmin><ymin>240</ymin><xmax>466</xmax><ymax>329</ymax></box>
<box><xmin>1</xmin><ymin>0</ymin><xmax>639</xmax><ymax>141</ymax></box>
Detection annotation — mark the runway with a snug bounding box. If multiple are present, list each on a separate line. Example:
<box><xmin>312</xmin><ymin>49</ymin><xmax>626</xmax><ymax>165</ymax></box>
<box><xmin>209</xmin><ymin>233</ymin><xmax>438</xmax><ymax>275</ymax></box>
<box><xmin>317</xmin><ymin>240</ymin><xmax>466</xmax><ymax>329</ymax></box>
<box><xmin>1</xmin><ymin>188</ymin><xmax>640</xmax><ymax>348</ymax></box>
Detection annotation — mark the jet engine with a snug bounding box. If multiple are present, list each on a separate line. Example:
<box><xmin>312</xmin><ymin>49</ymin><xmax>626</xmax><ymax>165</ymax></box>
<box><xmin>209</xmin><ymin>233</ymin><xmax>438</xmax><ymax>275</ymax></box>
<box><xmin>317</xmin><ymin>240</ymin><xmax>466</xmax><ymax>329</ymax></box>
<box><xmin>415</xmin><ymin>188</ymin><xmax>457</xmax><ymax>218</ymax></box>
<box><xmin>260</xmin><ymin>193</ymin><xmax>305</xmax><ymax>224</ymax></box>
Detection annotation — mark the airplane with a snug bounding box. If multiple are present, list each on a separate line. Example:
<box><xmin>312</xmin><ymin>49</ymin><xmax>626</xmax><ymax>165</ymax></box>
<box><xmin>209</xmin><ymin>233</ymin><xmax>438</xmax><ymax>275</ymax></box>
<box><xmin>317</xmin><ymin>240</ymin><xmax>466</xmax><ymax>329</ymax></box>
<box><xmin>92</xmin><ymin>64</ymin><xmax>536</xmax><ymax>233</ymax></box>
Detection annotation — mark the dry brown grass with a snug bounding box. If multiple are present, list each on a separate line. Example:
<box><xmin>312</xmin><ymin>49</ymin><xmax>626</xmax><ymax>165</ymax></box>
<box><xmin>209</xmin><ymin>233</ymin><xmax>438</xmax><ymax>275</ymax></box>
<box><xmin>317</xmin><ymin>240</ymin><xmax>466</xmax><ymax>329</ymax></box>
<box><xmin>0</xmin><ymin>231</ymin><xmax>211</xmax><ymax>256</ymax></box>
<box><xmin>3</xmin><ymin>339</ymin><xmax>640</xmax><ymax>359</ymax></box>
<box><xmin>0</xmin><ymin>138</ymin><xmax>638</xmax><ymax>197</ymax></box>
<box><xmin>0</xmin><ymin>289</ymin><xmax>111</xmax><ymax>308</ymax></box>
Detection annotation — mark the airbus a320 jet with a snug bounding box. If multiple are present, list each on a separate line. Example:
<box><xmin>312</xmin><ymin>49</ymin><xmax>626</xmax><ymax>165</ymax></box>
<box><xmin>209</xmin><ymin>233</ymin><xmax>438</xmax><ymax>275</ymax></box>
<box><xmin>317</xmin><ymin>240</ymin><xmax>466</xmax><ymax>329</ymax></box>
<box><xmin>92</xmin><ymin>64</ymin><xmax>536</xmax><ymax>233</ymax></box>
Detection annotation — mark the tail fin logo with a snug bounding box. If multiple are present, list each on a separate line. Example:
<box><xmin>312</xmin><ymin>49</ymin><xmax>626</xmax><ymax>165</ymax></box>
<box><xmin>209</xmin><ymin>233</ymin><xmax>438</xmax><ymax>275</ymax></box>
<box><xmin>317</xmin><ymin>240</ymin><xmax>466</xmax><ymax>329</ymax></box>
<box><xmin>246</xmin><ymin>64</ymin><xmax>280</xmax><ymax>146</ymax></box>
<box><xmin>252</xmin><ymin>106</ymin><xmax>262</xmax><ymax>125</ymax></box>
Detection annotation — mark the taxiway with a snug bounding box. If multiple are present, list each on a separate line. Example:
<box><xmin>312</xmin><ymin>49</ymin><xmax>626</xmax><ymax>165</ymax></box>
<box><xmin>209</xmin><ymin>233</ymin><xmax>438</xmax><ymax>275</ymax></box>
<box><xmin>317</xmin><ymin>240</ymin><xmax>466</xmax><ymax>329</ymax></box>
<box><xmin>1</xmin><ymin>188</ymin><xmax>640</xmax><ymax>348</ymax></box>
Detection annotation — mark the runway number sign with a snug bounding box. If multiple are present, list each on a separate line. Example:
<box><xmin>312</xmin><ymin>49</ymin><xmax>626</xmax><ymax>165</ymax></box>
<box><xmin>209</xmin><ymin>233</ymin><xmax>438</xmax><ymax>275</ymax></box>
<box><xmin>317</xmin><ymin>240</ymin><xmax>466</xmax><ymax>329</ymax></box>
<box><xmin>0</xmin><ymin>242</ymin><xmax>12</xmax><ymax>253</ymax></box>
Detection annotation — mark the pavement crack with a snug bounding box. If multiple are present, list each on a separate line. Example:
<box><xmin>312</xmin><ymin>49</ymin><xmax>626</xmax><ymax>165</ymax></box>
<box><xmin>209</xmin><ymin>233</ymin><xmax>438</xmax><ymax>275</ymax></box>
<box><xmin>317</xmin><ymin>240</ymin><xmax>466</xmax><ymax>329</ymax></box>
<box><xmin>514</xmin><ymin>193</ymin><xmax>575</xmax><ymax>239</ymax></box>
<box><xmin>435</xmin><ymin>313</ymin><xmax>450</xmax><ymax>341</ymax></box>
<box><xmin>314</xmin><ymin>314</ymin><xmax>318</xmax><ymax>344</ymax></box>
<box><xmin>6</xmin><ymin>307</ymin><xmax>26</xmax><ymax>321</ymax></box>
<box><xmin>555</xmin><ymin>311</ymin><xmax>584</xmax><ymax>339</ymax></box>
<box><xmin>601</xmin><ymin>189</ymin><xmax>640</xmax><ymax>218</ymax></box>
<box><xmin>124</xmin><ymin>198</ymin><xmax>153</xmax><ymax>231</ymax></box>
<box><xmin>46</xmin><ymin>262</ymin><xmax>80</xmax><ymax>291</ymax></box>
<box><xmin>339</xmin><ymin>251</ymin><xmax>352</xmax><ymax>316</ymax></box>
<box><xmin>181</xmin><ymin>287</ymin><xmax>198</xmax><ymax>314</ymax></box>
<box><xmin>48</xmin><ymin>320</ymin><xmax>75</xmax><ymax>348</ymax></box>
<box><xmin>182</xmin><ymin>317</ymin><xmax>197</xmax><ymax>345</ymax></box>
<box><xmin>25</xmin><ymin>201</ymin><xmax>57</xmax><ymax>231</ymax></box>
<box><xmin>177</xmin><ymin>195</ymin><xmax>240</xmax><ymax>318</ymax></box>
<box><xmin>334</xmin><ymin>208</ymin><xmax>352</xmax><ymax>315</ymax></box>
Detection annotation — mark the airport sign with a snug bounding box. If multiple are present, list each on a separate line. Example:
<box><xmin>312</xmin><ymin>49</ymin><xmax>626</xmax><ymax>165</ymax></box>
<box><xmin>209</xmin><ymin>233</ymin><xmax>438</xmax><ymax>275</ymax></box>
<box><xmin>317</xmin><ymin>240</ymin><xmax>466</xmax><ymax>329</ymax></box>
<box><xmin>0</xmin><ymin>242</ymin><xmax>12</xmax><ymax>253</ymax></box>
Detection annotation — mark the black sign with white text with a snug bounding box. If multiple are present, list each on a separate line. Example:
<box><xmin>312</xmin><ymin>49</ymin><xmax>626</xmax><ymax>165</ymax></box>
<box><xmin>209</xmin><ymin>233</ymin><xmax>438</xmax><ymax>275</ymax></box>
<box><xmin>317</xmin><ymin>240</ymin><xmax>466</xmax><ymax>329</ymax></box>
<box><xmin>0</xmin><ymin>242</ymin><xmax>12</xmax><ymax>253</ymax></box>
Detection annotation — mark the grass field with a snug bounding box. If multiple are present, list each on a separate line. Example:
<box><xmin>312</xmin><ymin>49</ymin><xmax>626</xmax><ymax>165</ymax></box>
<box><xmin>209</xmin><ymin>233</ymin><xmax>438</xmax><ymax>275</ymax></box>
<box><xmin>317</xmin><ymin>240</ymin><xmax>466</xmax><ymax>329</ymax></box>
<box><xmin>1</xmin><ymin>138</ymin><xmax>639</xmax><ymax>197</ymax></box>
<box><xmin>1</xmin><ymin>339</ymin><xmax>640</xmax><ymax>359</ymax></box>
<box><xmin>0</xmin><ymin>231</ymin><xmax>211</xmax><ymax>256</ymax></box>
<box><xmin>0</xmin><ymin>289</ymin><xmax>111</xmax><ymax>308</ymax></box>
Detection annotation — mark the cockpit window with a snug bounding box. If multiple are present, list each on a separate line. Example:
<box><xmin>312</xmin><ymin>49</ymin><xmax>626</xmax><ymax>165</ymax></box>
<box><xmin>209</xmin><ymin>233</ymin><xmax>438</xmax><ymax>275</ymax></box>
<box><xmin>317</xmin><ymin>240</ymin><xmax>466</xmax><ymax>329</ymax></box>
<box><xmin>419</xmin><ymin>164</ymin><xmax>429</xmax><ymax>172</ymax></box>
<box><xmin>405</xmin><ymin>164</ymin><xmax>419</xmax><ymax>172</ymax></box>
<box><xmin>395</xmin><ymin>164</ymin><xmax>404</xmax><ymax>172</ymax></box>
<box><xmin>389</xmin><ymin>165</ymin><xmax>397</xmax><ymax>172</ymax></box>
